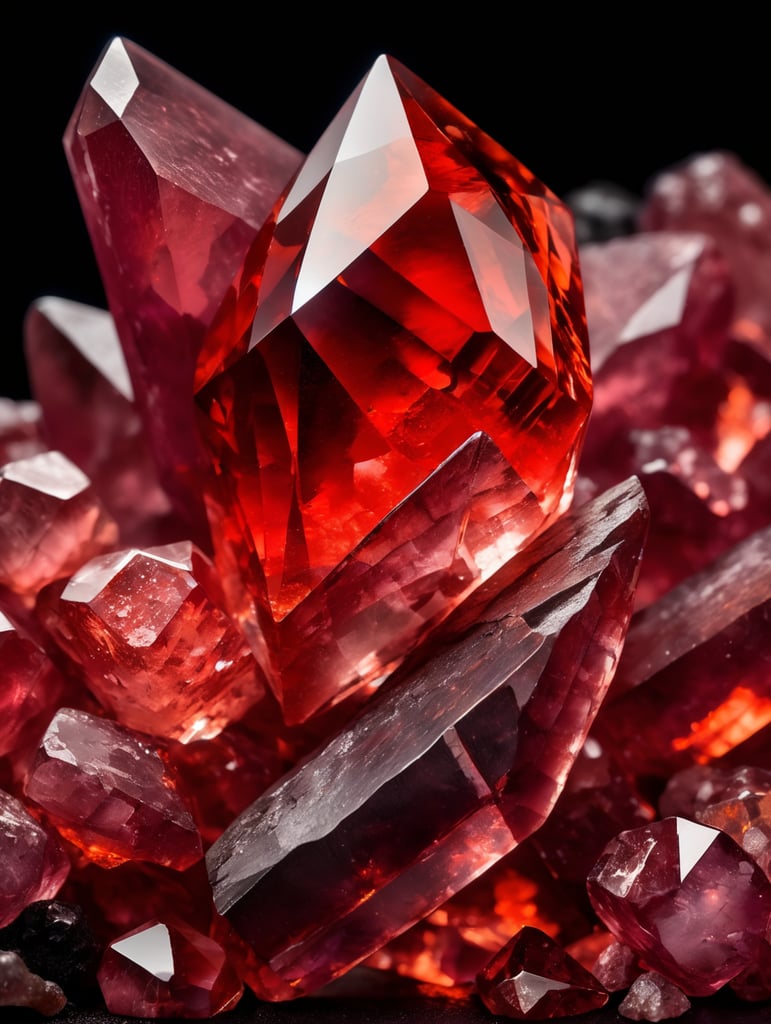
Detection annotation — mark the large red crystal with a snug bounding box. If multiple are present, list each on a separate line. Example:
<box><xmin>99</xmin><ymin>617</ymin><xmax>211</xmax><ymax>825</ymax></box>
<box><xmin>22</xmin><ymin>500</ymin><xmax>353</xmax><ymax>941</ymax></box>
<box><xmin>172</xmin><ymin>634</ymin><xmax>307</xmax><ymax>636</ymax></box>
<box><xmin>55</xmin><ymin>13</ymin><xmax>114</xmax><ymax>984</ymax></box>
<box><xmin>196</xmin><ymin>53</ymin><xmax>592</xmax><ymax>721</ymax></box>
<box><xmin>206</xmin><ymin>478</ymin><xmax>646</xmax><ymax>999</ymax></box>
<box><xmin>63</xmin><ymin>37</ymin><xmax>301</xmax><ymax>540</ymax></box>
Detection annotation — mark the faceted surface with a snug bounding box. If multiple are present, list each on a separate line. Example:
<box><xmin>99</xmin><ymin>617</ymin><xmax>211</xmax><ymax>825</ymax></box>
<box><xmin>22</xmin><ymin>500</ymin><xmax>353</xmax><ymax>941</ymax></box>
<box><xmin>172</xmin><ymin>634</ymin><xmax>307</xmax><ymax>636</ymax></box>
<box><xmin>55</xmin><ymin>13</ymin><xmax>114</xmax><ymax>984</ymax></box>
<box><xmin>475</xmin><ymin>926</ymin><xmax>609</xmax><ymax>1019</ymax></box>
<box><xmin>592</xmin><ymin>941</ymin><xmax>640</xmax><ymax>992</ymax></box>
<box><xmin>24</xmin><ymin>708</ymin><xmax>202</xmax><ymax>868</ymax></box>
<box><xmin>696</xmin><ymin>767</ymin><xmax>770</xmax><ymax>878</ymax></box>
<box><xmin>618</xmin><ymin>971</ymin><xmax>691</xmax><ymax>1021</ymax></box>
<box><xmin>207</xmin><ymin>478</ymin><xmax>647</xmax><ymax>999</ymax></box>
<box><xmin>586</xmin><ymin>816</ymin><xmax>771</xmax><ymax>995</ymax></box>
<box><xmin>38</xmin><ymin>541</ymin><xmax>265</xmax><ymax>742</ymax></box>
<box><xmin>98</xmin><ymin>917</ymin><xmax>242</xmax><ymax>1018</ymax></box>
<box><xmin>0</xmin><ymin>450</ymin><xmax>117</xmax><ymax>598</ymax></box>
<box><xmin>24</xmin><ymin>296</ymin><xmax>173</xmax><ymax>544</ymax></box>
<box><xmin>64</xmin><ymin>37</ymin><xmax>302</xmax><ymax>540</ymax></box>
<box><xmin>0</xmin><ymin>398</ymin><xmax>45</xmax><ymax>464</ymax></box>
<box><xmin>594</xmin><ymin>528</ymin><xmax>771</xmax><ymax>776</ymax></box>
<box><xmin>0</xmin><ymin>789</ymin><xmax>70</xmax><ymax>927</ymax></box>
<box><xmin>640</xmin><ymin>151</ymin><xmax>771</xmax><ymax>354</ymax></box>
<box><xmin>196</xmin><ymin>53</ymin><xmax>591</xmax><ymax>718</ymax></box>
<box><xmin>0</xmin><ymin>950</ymin><xmax>67</xmax><ymax>1017</ymax></box>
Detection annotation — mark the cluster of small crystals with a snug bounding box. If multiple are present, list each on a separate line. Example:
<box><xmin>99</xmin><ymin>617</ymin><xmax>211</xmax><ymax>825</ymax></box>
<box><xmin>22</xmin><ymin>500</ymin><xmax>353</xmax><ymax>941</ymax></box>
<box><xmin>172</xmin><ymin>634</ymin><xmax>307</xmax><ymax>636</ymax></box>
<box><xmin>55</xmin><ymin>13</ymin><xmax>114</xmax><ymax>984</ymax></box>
<box><xmin>0</xmin><ymin>35</ymin><xmax>769</xmax><ymax>1024</ymax></box>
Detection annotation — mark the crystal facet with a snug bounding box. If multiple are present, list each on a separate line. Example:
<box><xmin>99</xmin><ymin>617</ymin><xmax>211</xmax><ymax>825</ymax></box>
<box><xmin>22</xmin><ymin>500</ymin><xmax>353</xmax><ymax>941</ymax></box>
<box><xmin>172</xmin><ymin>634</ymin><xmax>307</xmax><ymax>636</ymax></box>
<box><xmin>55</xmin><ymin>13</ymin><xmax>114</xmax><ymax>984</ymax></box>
<box><xmin>0</xmin><ymin>790</ymin><xmax>70</xmax><ymax>928</ymax></box>
<box><xmin>196</xmin><ymin>53</ymin><xmax>592</xmax><ymax>721</ymax></box>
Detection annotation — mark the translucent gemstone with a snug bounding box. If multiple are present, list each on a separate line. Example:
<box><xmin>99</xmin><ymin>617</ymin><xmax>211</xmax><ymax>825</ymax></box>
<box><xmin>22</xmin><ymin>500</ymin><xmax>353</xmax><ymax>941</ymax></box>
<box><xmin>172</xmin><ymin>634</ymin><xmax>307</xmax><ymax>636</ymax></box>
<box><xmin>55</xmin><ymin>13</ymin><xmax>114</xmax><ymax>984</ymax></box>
<box><xmin>0</xmin><ymin>790</ymin><xmax>70</xmax><ymax>927</ymax></box>
<box><xmin>24</xmin><ymin>297</ymin><xmax>173</xmax><ymax>544</ymax></box>
<box><xmin>640</xmin><ymin>151</ymin><xmax>771</xmax><ymax>355</ymax></box>
<box><xmin>0</xmin><ymin>450</ymin><xmax>118</xmax><ymax>599</ymax></box>
<box><xmin>206</xmin><ymin>479</ymin><xmax>647</xmax><ymax>999</ymax></box>
<box><xmin>695</xmin><ymin>767</ymin><xmax>771</xmax><ymax>878</ymax></box>
<box><xmin>97</xmin><ymin>917</ymin><xmax>242</xmax><ymax>1018</ymax></box>
<box><xmin>586</xmin><ymin>816</ymin><xmax>771</xmax><ymax>995</ymax></box>
<box><xmin>618</xmin><ymin>971</ymin><xmax>691</xmax><ymax>1022</ymax></box>
<box><xmin>475</xmin><ymin>926</ymin><xmax>609</xmax><ymax>1019</ymax></box>
<box><xmin>0</xmin><ymin>950</ymin><xmax>67</xmax><ymax>1017</ymax></box>
<box><xmin>64</xmin><ymin>37</ymin><xmax>302</xmax><ymax>540</ymax></box>
<box><xmin>37</xmin><ymin>541</ymin><xmax>266</xmax><ymax>742</ymax></box>
<box><xmin>594</xmin><ymin>528</ymin><xmax>771</xmax><ymax>776</ymax></box>
<box><xmin>24</xmin><ymin>708</ymin><xmax>202</xmax><ymax>869</ymax></box>
<box><xmin>591</xmin><ymin>940</ymin><xmax>640</xmax><ymax>992</ymax></box>
<box><xmin>196</xmin><ymin>53</ymin><xmax>592</xmax><ymax>720</ymax></box>
<box><xmin>0</xmin><ymin>399</ymin><xmax>45</xmax><ymax>464</ymax></box>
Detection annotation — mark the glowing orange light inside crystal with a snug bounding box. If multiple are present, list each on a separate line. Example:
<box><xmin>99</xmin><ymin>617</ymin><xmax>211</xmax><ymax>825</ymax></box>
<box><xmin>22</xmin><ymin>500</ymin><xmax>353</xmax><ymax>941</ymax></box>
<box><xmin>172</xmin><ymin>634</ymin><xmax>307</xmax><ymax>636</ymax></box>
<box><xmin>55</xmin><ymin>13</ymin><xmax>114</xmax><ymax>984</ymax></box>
<box><xmin>671</xmin><ymin>686</ymin><xmax>771</xmax><ymax>761</ymax></box>
<box><xmin>714</xmin><ymin>380</ymin><xmax>771</xmax><ymax>472</ymax></box>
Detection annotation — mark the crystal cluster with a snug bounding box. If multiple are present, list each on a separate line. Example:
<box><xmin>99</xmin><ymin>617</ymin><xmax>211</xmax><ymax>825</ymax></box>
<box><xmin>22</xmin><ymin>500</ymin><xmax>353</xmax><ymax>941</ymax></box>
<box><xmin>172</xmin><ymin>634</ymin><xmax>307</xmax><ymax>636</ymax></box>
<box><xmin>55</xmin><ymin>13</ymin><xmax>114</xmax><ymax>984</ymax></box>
<box><xmin>1</xmin><ymin>34</ymin><xmax>769</xmax><ymax>1024</ymax></box>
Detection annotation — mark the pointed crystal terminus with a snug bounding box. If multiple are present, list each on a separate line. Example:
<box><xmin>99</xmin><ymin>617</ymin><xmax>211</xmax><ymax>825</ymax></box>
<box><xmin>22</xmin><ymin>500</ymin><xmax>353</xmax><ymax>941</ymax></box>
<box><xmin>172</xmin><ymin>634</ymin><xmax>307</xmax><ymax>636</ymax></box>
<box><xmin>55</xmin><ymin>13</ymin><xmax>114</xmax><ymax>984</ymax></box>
<box><xmin>196</xmin><ymin>53</ymin><xmax>592</xmax><ymax>720</ymax></box>
<box><xmin>206</xmin><ymin>478</ymin><xmax>647</xmax><ymax>999</ymax></box>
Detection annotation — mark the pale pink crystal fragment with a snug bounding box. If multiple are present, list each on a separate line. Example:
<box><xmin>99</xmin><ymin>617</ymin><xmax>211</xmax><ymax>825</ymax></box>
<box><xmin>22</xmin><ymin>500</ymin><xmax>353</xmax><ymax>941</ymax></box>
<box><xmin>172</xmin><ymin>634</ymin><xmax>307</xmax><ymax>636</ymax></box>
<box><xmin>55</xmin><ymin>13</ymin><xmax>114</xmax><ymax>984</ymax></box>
<box><xmin>24</xmin><ymin>708</ymin><xmax>202</xmax><ymax>869</ymax></box>
<box><xmin>618</xmin><ymin>971</ymin><xmax>691</xmax><ymax>1021</ymax></box>
<box><xmin>0</xmin><ymin>451</ymin><xmax>118</xmax><ymax>599</ymax></box>
<box><xmin>0</xmin><ymin>790</ymin><xmax>70</xmax><ymax>927</ymax></box>
<box><xmin>24</xmin><ymin>296</ymin><xmax>173</xmax><ymax>544</ymax></box>
<box><xmin>98</xmin><ymin>917</ymin><xmax>243</xmax><ymax>1019</ymax></box>
<box><xmin>0</xmin><ymin>399</ymin><xmax>45</xmax><ymax>464</ymax></box>
<box><xmin>63</xmin><ymin>36</ymin><xmax>301</xmax><ymax>540</ymax></box>
<box><xmin>0</xmin><ymin>950</ymin><xmax>67</xmax><ymax>1017</ymax></box>
<box><xmin>592</xmin><ymin>940</ymin><xmax>640</xmax><ymax>992</ymax></box>
<box><xmin>37</xmin><ymin>542</ymin><xmax>265</xmax><ymax>742</ymax></box>
<box><xmin>586</xmin><ymin>816</ymin><xmax>771</xmax><ymax>995</ymax></box>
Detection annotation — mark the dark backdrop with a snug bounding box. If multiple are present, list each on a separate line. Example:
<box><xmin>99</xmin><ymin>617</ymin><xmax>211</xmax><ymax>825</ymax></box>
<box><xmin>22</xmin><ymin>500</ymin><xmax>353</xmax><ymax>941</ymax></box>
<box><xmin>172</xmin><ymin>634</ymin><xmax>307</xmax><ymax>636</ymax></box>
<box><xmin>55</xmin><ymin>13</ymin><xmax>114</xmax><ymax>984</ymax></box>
<box><xmin>7</xmin><ymin>11</ymin><xmax>770</xmax><ymax>399</ymax></box>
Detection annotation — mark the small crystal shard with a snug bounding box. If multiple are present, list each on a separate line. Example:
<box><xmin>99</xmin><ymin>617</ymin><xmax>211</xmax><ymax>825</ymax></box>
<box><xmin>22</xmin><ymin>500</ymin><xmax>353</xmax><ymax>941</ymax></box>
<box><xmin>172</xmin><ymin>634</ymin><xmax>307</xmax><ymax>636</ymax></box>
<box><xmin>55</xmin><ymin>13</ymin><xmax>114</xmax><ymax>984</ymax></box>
<box><xmin>618</xmin><ymin>971</ymin><xmax>691</xmax><ymax>1022</ymax></box>
<box><xmin>695</xmin><ymin>766</ymin><xmax>770</xmax><ymax>878</ymax></box>
<box><xmin>97</xmin><ymin>917</ymin><xmax>242</xmax><ymax>1018</ymax></box>
<box><xmin>475</xmin><ymin>926</ymin><xmax>609</xmax><ymax>1019</ymax></box>
<box><xmin>0</xmin><ymin>451</ymin><xmax>117</xmax><ymax>599</ymax></box>
<box><xmin>37</xmin><ymin>542</ymin><xmax>265</xmax><ymax>742</ymax></box>
<box><xmin>0</xmin><ymin>950</ymin><xmax>67</xmax><ymax>1017</ymax></box>
<box><xmin>592</xmin><ymin>940</ymin><xmax>640</xmax><ymax>992</ymax></box>
<box><xmin>196</xmin><ymin>52</ymin><xmax>592</xmax><ymax>720</ymax></box>
<box><xmin>586</xmin><ymin>816</ymin><xmax>771</xmax><ymax>995</ymax></box>
<box><xmin>64</xmin><ymin>37</ymin><xmax>301</xmax><ymax>539</ymax></box>
<box><xmin>24</xmin><ymin>708</ymin><xmax>202</xmax><ymax>869</ymax></box>
<box><xmin>206</xmin><ymin>478</ymin><xmax>647</xmax><ymax>999</ymax></box>
<box><xmin>0</xmin><ymin>790</ymin><xmax>70</xmax><ymax>928</ymax></box>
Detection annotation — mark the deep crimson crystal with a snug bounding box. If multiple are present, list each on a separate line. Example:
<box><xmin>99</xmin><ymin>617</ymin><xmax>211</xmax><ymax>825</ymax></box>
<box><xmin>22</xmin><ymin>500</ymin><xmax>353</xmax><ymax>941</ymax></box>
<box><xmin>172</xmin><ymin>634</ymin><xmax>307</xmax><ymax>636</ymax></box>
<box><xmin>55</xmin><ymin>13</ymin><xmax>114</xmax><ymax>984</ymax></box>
<box><xmin>0</xmin><ymin>450</ymin><xmax>118</xmax><ymax>599</ymax></box>
<box><xmin>0</xmin><ymin>790</ymin><xmax>70</xmax><ymax>928</ymax></box>
<box><xmin>196</xmin><ymin>53</ymin><xmax>592</xmax><ymax>721</ymax></box>
<box><xmin>24</xmin><ymin>708</ymin><xmax>202</xmax><ymax>869</ymax></box>
<box><xmin>206</xmin><ymin>478</ymin><xmax>646</xmax><ymax>999</ymax></box>
<box><xmin>37</xmin><ymin>541</ymin><xmax>266</xmax><ymax>742</ymax></box>
<box><xmin>63</xmin><ymin>37</ymin><xmax>302</xmax><ymax>540</ymax></box>
<box><xmin>475</xmin><ymin>926</ymin><xmax>609</xmax><ymax>1019</ymax></box>
<box><xmin>586</xmin><ymin>816</ymin><xmax>771</xmax><ymax>995</ymax></box>
<box><xmin>98</xmin><ymin>917</ymin><xmax>242</xmax><ymax>1018</ymax></box>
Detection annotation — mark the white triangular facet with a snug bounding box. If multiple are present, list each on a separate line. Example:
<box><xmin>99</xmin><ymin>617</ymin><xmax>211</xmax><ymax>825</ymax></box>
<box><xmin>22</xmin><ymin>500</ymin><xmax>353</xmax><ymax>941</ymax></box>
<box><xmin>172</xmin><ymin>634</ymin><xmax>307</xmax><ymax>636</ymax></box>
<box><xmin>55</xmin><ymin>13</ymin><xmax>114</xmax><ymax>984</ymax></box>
<box><xmin>619</xmin><ymin>265</ymin><xmax>693</xmax><ymax>342</ymax></box>
<box><xmin>514</xmin><ymin>971</ymin><xmax>570</xmax><ymax>1014</ymax></box>
<box><xmin>91</xmin><ymin>38</ymin><xmax>140</xmax><ymax>119</ymax></box>
<box><xmin>112</xmin><ymin>923</ymin><xmax>175</xmax><ymax>982</ymax></box>
<box><xmin>676</xmin><ymin>816</ymin><xmax>718</xmax><ymax>881</ymax></box>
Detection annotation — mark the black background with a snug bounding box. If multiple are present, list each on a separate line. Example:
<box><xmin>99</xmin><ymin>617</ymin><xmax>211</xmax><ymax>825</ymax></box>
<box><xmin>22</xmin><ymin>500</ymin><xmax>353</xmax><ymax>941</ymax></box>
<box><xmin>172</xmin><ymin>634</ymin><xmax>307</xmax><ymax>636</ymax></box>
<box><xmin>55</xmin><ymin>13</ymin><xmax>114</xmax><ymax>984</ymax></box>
<box><xmin>6</xmin><ymin>11</ymin><xmax>770</xmax><ymax>400</ymax></box>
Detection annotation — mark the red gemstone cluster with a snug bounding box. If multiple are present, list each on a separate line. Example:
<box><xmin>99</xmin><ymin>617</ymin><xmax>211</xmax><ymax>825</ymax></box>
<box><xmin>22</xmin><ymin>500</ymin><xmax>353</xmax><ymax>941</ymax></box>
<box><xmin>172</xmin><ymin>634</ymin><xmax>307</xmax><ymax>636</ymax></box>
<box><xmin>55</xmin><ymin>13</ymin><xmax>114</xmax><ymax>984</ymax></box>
<box><xmin>1</xmin><ymin>36</ymin><xmax>769</xmax><ymax>1023</ymax></box>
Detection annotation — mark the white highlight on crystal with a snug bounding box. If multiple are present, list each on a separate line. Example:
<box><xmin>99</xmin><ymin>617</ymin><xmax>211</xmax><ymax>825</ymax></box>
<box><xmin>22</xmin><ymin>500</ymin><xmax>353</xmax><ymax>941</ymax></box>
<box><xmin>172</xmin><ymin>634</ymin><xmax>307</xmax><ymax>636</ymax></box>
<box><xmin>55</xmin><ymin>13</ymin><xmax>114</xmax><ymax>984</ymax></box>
<box><xmin>514</xmin><ymin>971</ymin><xmax>570</xmax><ymax>1014</ymax></box>
<box><xmin>1</xmin><ymin>451</ymin><xmax>89</xmax><ymax>500</ymax></box>
<box><xmin>91</xmin><ymin>38</ymin><xmax>139</xmax><ymax>119</ymax></box>
<box><xmin>676</xmin><ymin>816</ymin><xmax>718</xmax><ymax>881</ymax></box>
<box><xmin>112</xmin><ymin>923</ymin><xmax>175</xmax><ymax>982</ymax></box>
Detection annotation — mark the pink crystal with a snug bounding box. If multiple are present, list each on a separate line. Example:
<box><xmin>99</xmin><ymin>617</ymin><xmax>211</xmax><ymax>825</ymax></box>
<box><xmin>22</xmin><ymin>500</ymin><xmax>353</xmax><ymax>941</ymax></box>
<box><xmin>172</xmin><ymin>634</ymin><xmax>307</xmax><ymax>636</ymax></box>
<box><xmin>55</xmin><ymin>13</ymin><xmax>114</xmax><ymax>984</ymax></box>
<box><xmin>97</xmin><ymin>917</ymin><xmax>242</xmax><ymax>1018</ymax></box>
<box><xmin>63</xmin><ymin>37</ymin><xmax>301</xmax><ymax>540</ymax></box>
<box><xmin>475</xmin><ymin>926</ymin><xmax>608</xmax><ymax>1019</ymax></box>
<box><xmin>591</xmin><ymin>940</ymin><xmax>640</xmax><ymax>992</ymax></box>
<box><xmin>695</xmin><ymin>766</ymin><xmax>770</xmax><ymax>878</ymax></box>
<box><xmin>0</xmin><ymin>399</ymin><xmax>45</xmax><ymax>464</ymax></box>
<box><xmin>586</xmin><ymin>816</ymin><xmax>771</xmax><ymax>995</ymax></box>
<box><xmin>24</xmin><ymin>708</ymin><xmax>202</xmax><ymax>869</ymax></box>
<box><xmin>24</xmin><ymin>296</ymin><xmax>173</xmax><ymax>544</ymax></box>
<box><xmin>0</xmin><ymin>950</ymin><xmax>67</xmax><ymax>1017</ymax></box>
<box><xmin>618</xmin><ymin>971</ymin><xmax>691</xmax><ymax>1022</ymax></box>
<box><xmin>0</xmin><ymin>450</ymin><xmax>118</xmax><ymax>599</ymax></box>
<box><xmin>0</xmin><ymin>790</ymin><xmax>70</xmax><ymax>928</ymax></box>
<box><xmin>37</xmin><ymin>541</ymin><xmax>266</xmax><ymax>742</ymax></box>
<box><xmin>206</xmin><ymin>478</ymin><xmax>647</xmax><ymax>999</ymax></box>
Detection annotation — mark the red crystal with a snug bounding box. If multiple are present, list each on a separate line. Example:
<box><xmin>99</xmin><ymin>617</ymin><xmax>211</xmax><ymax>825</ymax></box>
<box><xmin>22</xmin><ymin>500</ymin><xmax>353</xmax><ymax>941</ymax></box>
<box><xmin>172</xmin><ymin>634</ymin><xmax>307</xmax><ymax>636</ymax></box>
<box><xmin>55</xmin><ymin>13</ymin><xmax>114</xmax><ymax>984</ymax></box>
<box><xmin>37</xmin><ymin>541</ymin><xmax>266</xmax><ymax>742</ymax></box>
<box><xmin>618</xmin><ymin>971</ymin><xmax>691</xmax><ymax>1022</ymax></box>
<box><xmin>196</xmin><ymin>53</ymin><xmax>592</xmax><ymax>721</ymax></box>
<box><xmin>24</xmin><ymin>708</ymin><xmax>202</xmax><ymax>869</ymax></box>
<box><xmin>586</xmin><ymin>816</ymin><xmax>771</xmax><ymax>995</ymax></box>
<box><xmin>0</xmin><ymin>450</ymin><xmax>117</xmax><ymax>599</ymax></box>
<box><xmin>206</xmin><ymin>478</ymin><xmax>646</xmax><ymax>999</ymax></box>
<box><xmin>97</xmin><ymin>917</ymin><xmax>242</xmax><ymax>1018</ymax></box>
<box><xmin>695</xmin><ymin>766</ymin><xmax>770</xmax><ymax>878</ymax></box>
<box><xmin>475</xmin><ymin>926</ymin><xmax>609</xmax><ymax>1019</ymax></box>
<box><xmin>0</xmin><ymin>790</ymin><xmax>70</xmax><ymax>928</ymax></box>
<box><xmin>63</xmin><ymin>37</ymin><xmax>301</xmax><ymax>539</ymax></box>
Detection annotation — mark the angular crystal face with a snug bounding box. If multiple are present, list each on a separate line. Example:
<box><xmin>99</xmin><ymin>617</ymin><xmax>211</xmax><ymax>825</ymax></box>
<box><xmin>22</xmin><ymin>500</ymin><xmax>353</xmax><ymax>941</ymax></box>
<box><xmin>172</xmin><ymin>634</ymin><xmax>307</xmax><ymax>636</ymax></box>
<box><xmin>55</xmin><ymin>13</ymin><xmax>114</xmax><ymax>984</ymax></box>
<box><xmin>0</xmin><ymin>790</ymin><xmax>70</xmax><ymax>928</ymax></box>
<box><xmin>196</xmin><ymin>53</ymin><xmax>591</xmax><ymax>718</ymax></box>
